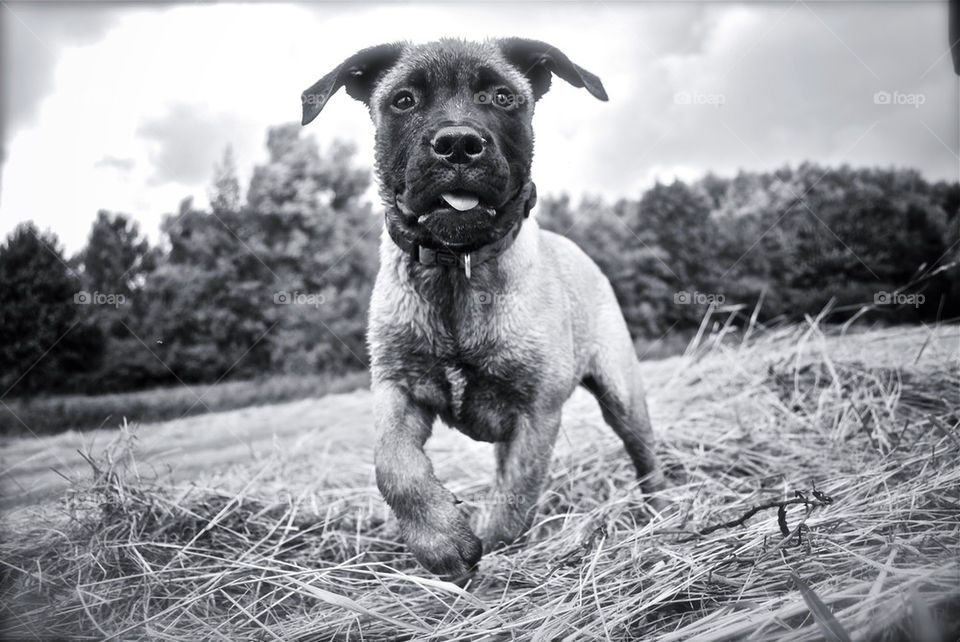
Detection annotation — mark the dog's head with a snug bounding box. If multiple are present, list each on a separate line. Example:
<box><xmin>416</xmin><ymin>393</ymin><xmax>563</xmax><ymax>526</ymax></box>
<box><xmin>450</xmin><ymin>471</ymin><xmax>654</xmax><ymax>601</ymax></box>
<box><xmin>301</xmin><ymin>38</ymin><xmax>607</xmax><ymax>251</ymax></box>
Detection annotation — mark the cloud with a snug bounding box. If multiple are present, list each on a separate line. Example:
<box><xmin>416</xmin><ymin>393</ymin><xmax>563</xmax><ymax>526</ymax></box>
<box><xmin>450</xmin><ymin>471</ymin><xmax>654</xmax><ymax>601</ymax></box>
<box><xmin>137</xmin><ymin>104</ymin><xmax>248</xmax><ymax>185</ymax></box>
<box><xmin>0</xmin><ymin>2</ymin><xmax>955</xmax><ymax>255</ymax></box>
<box><xmin>559</xmin><ymin>2</ymin><xmax>957</xmax><ymax>198</ymax></box>
<box><xmin>94</xmin><ymin>155</ymin><xmax>134</xmax><ymax>172</ymax></box>
<box><xmin>1</xmin><ymin>2</ymin><xmax>123</xmax><ymax>141</ymax></box>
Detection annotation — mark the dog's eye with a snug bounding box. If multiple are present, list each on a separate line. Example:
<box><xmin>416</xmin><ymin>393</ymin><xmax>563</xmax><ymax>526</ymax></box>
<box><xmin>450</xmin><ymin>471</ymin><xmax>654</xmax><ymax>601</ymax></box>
<box><xmin>391</xmin><ymin>90</ymin><xmax>417</xmax><ymax>111</ymax></box>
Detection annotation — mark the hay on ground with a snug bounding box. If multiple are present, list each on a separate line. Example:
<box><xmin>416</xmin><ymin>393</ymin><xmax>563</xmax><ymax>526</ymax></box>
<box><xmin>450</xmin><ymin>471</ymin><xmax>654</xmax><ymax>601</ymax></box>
<box><xmin>2</xmin><ymin>322</ymin><xmax>958</xmax><ymax>640</ymax></box>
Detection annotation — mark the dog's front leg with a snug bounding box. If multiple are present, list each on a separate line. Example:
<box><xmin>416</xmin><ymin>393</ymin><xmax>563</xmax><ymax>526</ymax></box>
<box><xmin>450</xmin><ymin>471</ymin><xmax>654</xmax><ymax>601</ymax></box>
<box><xmin>373</xmin><ymin>383</ymin><xmax>482</xmax><ymax>583</ymax></box>
<box><xmin>477</xmin><ymin>411</ymin><xmax>562</xmax><ymax>551</ymax></box>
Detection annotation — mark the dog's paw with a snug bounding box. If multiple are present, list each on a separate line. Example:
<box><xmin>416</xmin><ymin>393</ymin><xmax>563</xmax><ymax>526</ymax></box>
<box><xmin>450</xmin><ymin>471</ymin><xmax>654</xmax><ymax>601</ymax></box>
<box><xmin>401</xmin><ymin>505</ymin><xmax>482</xmax><ymax>585</ymax></box>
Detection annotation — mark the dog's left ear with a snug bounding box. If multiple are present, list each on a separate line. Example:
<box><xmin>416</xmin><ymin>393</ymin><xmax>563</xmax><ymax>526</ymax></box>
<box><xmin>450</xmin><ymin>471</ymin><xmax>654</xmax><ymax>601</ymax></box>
<box><xmin>301</xmin><ymin>43</ymin><xmax>405</xmax><ymax>125</ymax></box>
<box><xmin>496</xmin><ymin>38</ymin><xmax>608</xmax><ymax>102</ymax></box>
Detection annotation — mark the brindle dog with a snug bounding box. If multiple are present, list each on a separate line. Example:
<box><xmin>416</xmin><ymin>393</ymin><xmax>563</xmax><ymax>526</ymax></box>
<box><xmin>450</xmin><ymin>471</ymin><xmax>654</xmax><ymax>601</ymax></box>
<box><xmin>301</xmin><ymin>38</ymin><xmax>664</xmax><ymax>584</ymax></box>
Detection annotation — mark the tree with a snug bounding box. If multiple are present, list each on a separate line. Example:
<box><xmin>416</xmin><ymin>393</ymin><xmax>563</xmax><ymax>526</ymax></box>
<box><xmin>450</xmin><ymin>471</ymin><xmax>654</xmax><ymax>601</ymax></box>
<box><xmin>767</xmin><ymin>165</ymin><xmax>948</xmax><ymax>320</ymax></box>
<box><xmin>91</xmin><ymin>129</ymin><xmax>380</xmax><ymax>388</ymax></box>
<box><xmin>129</xmin><ymin>198</ymin><xmax>274</xmax><ymax>384</ymax></box>
<box><xmin>80</xmin><ymin>211</ymin><xmax>155</xmax><ymax>297</ymax></box>
<box><xmin>629</xmin><ymin>180</ymin><xmax>718</xmax><ymax>330</ymax></box>
<box><xmin>247</xmin><ymin>124</ymin><xmax>370</xmax><ymax>217</ymax></box>
<box><xmin>209</xmin><ymin>145</ymin><xmax>241</xmax><ymax>215</ymax></box>
<box><xmin>245</xmin><ymin>125</ymin><xmax>378</xmax><ymax>374</ymax></box>
<box><xmin>0</xmin><ymin>223</ymin><xmax>103</xmax><ymax>396</ymax></box>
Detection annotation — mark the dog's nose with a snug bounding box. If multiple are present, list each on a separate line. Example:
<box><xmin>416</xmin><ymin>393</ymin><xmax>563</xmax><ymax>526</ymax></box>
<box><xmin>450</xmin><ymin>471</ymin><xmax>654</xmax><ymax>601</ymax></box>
<box><xmin>430</xmin><ymin>126</ymin><xmax>486</xmax><ymax>164</ymax></box>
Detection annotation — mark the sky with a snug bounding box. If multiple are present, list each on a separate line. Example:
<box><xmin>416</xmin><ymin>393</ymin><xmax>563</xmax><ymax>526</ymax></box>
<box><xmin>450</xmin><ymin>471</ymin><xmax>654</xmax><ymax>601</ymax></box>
<box><xmin>1</xmin><ymin>1</ymin><xmax>957</xmax><ymax>254</ymax></box>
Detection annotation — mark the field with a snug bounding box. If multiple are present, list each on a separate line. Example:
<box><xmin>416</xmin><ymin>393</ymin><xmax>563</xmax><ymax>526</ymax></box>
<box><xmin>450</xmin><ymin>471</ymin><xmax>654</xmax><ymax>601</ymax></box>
<box><xmin>0</xmin><ymin>371</ymin><xmax>371</xmax><ymax>437</ymax></box>
<box><xmin>1</xmin><ymin>322</ymin><xmax>958</xmax><ymax>640</ymax></box>
<box><xmin>0</xmin><ymin>335</ymin><xmax>692</xmax><ymax>439</ymax></box>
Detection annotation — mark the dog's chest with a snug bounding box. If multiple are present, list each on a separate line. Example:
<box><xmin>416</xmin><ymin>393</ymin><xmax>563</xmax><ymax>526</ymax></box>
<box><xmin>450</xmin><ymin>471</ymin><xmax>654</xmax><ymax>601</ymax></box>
<box><xmin>370</xmin><ymin>241</ymin><xmax>553</xmax><ymax>441</ymax></box>
<box><xmin>433</xmin><ymin>354</ymin><xmax>539</xmax><ymax>442</ymax></box>
<box><xmin>442</xmin><ymin>365</ymin><xmax>468</xmax><ymax>418</ymax></box>
<box><xmin>381</xmin><ymin>292</ymin><xmax>543</xmax><ymax>441</ymax></box>
<box><xmin>442</xmin><ymin>307</ymin><xmax>543</xmax><ymax>439</ymax></box>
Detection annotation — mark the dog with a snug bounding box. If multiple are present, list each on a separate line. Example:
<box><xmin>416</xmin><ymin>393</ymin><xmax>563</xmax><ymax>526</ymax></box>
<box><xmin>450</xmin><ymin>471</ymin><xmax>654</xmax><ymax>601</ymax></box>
<box><xmin>301</xmin><ymin>38</ymin><xmax>663</xmax><ymax>584</ymax></box>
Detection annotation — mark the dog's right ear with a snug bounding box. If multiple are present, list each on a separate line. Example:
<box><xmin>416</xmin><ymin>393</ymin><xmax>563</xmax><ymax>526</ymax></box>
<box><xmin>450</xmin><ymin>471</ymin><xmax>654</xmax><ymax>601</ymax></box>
<box><xmin>301</xmin><ymin>43</ymin><xmax>404</xmax><ymax>126</ymax></box>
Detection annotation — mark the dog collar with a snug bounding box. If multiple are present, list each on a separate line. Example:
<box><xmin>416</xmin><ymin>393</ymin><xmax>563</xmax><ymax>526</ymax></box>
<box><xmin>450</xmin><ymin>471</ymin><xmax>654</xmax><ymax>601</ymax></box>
<box><xmin>387</xmin><ymin>182</ymin><xmax>537</xmax><ymax>279</ymax></box>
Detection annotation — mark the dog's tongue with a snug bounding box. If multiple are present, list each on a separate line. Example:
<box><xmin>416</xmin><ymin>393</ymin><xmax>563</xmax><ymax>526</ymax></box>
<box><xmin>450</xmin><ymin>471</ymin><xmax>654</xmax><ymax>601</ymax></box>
<box><xmin>440</xmin><ymin>191</ymin><xmax>480</xmax><ymax>212</ymax></box>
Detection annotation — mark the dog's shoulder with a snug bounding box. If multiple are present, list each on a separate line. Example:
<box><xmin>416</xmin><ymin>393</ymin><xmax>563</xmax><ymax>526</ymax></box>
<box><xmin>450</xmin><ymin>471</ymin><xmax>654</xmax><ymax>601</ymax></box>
<box><xmin>537</xmin><ymin>227</ymin><xmax>592</xmax><ymax>261</ymax></box>
<box><xmin>536</xmin><ymin>227</ymin><xmax>610</xmax><ymax>289</ymax></box>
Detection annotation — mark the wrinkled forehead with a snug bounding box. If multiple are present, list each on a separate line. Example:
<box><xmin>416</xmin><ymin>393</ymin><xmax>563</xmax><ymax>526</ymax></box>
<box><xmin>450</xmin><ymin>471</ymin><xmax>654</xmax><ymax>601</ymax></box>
<box><xmin>370</xmin><ymin>39</ymin><xmax>534</xmax><ymax>113</ymax></box>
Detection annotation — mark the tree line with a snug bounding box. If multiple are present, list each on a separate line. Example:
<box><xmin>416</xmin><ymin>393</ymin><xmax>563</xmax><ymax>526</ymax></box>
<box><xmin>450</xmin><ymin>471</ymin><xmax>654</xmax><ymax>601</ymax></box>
<box><xmin>1</xmin><ymin>123</ymin><xmax>957</xmax><ymax>398</ymax></box>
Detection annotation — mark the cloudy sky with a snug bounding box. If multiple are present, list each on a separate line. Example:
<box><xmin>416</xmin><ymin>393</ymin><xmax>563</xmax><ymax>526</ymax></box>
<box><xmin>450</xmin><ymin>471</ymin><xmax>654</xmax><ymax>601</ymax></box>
<box><xmin>1</xmin><ymin>1</ymin><xmax>957</xmax><ymax>253</ymax></box>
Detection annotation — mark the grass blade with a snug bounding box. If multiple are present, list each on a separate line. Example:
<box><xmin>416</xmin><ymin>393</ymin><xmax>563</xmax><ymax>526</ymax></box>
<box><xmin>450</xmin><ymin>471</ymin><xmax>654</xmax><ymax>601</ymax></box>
<box><xmin>791</xmin><ymin>571</ymin><xmax>852</xmax><ymax>642</ymax></box>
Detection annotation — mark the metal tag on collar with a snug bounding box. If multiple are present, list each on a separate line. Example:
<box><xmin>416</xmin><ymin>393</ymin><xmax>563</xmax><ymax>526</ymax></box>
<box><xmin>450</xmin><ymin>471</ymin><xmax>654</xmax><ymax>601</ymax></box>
<box><xmin>464</xmin><ymin>253</ymin><xmax>472</xmax><ymax>279</ymax></box>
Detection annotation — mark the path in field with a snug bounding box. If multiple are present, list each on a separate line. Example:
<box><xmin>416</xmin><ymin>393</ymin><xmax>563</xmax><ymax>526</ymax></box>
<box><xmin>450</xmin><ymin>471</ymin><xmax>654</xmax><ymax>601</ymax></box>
<box><xmin>2</xmin><ymin>326</ymin><xmax>955</xmax><ymax>515</ymax></box>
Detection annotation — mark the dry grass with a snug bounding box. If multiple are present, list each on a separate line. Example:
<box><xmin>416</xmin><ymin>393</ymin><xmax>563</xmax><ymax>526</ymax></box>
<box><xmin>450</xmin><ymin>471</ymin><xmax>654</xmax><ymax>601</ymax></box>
<box><xmin>1</xmin><ymin>321</ymin><xmax>958</xmax><ymax>640</ymax></box>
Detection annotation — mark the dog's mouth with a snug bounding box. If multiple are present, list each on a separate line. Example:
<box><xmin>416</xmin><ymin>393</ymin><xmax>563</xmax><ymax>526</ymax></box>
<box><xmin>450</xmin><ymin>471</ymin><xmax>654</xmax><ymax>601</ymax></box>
<box><xmin>395</xmin><ymin>189</ymin><xmax>498</xmax><ymax>223</ymax></box>
<box><xmin>392</xmin><ymin>179</ymin><xmax>519</xmax><ymax>249</ymax></box>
